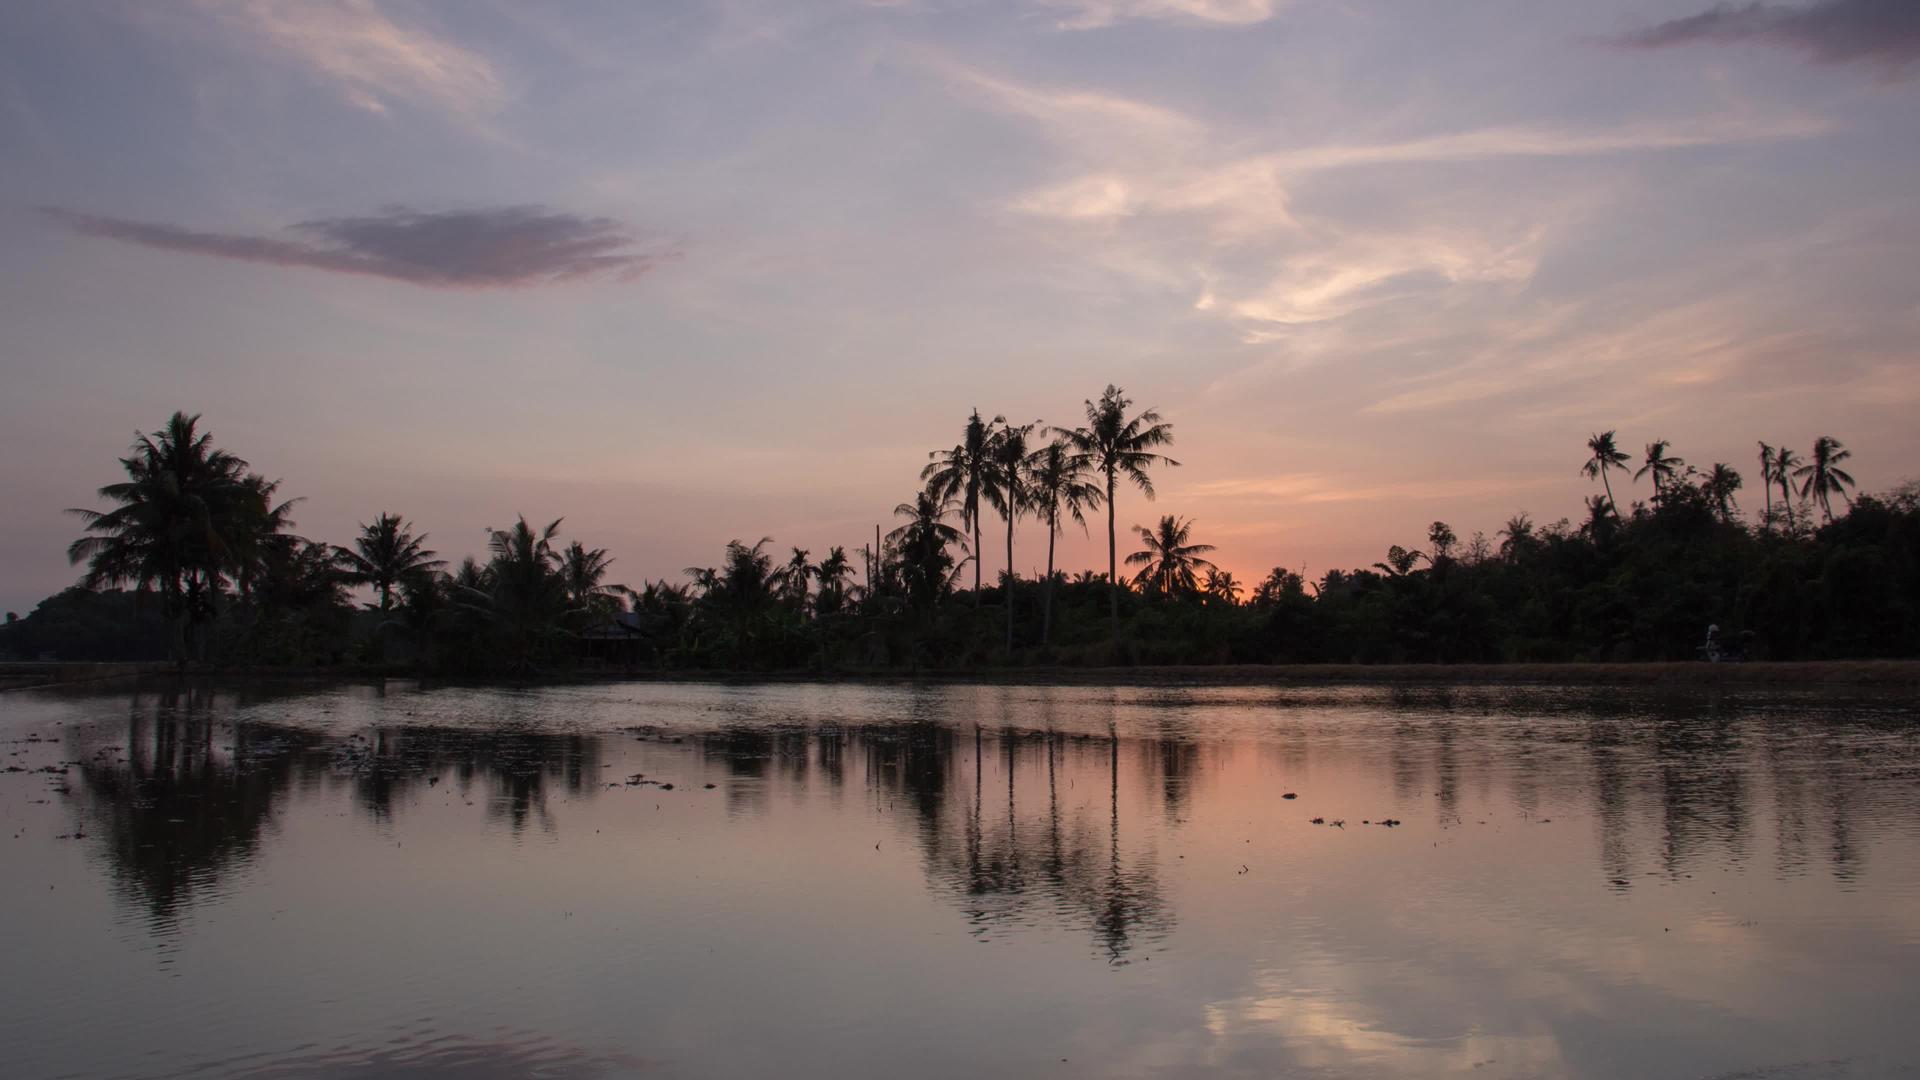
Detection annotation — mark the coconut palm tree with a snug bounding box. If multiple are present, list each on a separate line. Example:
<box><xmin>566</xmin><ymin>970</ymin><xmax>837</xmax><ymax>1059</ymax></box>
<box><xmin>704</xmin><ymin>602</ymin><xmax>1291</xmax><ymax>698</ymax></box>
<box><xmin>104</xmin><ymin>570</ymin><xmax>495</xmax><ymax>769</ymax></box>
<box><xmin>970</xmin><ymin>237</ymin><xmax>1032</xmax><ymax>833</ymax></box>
<box><xmin>481</xmin><ymin>516</ymin><xmax>568</xmax><ymax>671</ymax></box>
<box><xmin>889</xmin><ymin>491</ymin><xmax>970</xmax><ymax>610</ymax></box>
<box><xmin>1582</xmin><ymin>431</ymin><xmax>1631</xmax><ymax>517</ymax></box>
<box><xmin>336</xmin><ymin>513</ymin><xmax>444</xmax><ymax>612</ymax></box>
<box><xmin>558</xmin><ymin>541</ymin><xmax>621</xmax><ymax>621</ymax></box>
<box><xmin>67</xmin><ymin>411</ymin><xmax>264</xmax><ymax>663</ymax></box>
<box><xmin>812</xmin><ymin>547</ymin><xmax>855</xmax><ymax>616</ymax></box>
<box><xmin>922</xmin><ymin>409</ymin><xmax>1003</xmax><ymax>604</ymax></box>
<box><xmin>1055</xmin><ymin>386</ymin><xmax>1179</xmax><ymax>626</ymax></box>
<box><xmin>1635</xmin><ymin>440</ymin><xmax>1685</xmax><ymax>501</ymax></box>
<box><xmin>1373</xmin><ymin>545</ymin><xmax>1427</xmax><ymax>577</ymax></box>
<box><xmin>1771</xmin><ymin>445</ymin><xmax>1802</xmax><ymax>529</ymax></box>
<box><xmin>1793</xmin><ymin>436</ymin><xmax>1856</xmax><ymax>523</ymax></box>
<box><xmin>1756</xmin><ymin>442</ymin><xmax>1776</xmax><ymax>528</ymax></box>
<box><xmin>779</xmin><ymin>546</ymin><xmax>812</xmax><ymax>612</ymax></box>
<box><xmin>985</xmin><ymin>421</ymin><xmax>1037</xmax><ymax>651</ymax></box>
<box><xmin>1701</xmin><ymin>464</ymin><xmax>1743</xmax><ymax>524</ymax></box>
<box><xmin>1203</xmin><ymin>568</ymin><xmax>1242</xmax><ymax>605</ymax></box>
<box><xmin>1125</xmin><ymin>515</ymin><xmax>1215</xmax><ymax>598</ymax></box>
<box><xmin>1025</xmin><ymin>439</ymin><xmax>1104</xmax><ymax>644</ymax></box>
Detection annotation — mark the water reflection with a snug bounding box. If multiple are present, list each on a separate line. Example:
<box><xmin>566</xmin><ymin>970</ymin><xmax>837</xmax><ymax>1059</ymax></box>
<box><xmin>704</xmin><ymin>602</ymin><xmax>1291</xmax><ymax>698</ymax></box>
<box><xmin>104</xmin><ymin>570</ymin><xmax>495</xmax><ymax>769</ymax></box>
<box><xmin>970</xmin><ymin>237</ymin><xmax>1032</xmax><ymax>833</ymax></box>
<box><xmin>6</xmin><ymin>679</ymin><xmax>1917</xmax><ymax>1079</ymax></box>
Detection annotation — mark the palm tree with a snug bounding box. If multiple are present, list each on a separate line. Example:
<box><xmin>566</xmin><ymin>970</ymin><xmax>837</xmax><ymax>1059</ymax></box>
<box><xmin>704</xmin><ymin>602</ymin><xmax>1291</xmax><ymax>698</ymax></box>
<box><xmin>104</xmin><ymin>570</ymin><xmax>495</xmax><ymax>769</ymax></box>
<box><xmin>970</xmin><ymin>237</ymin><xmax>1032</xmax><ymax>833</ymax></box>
<box><xmin>922</xmin><ymin>409</ymin><xmax>1002</xmax><ymax>603</ymax></box>
<box><xmin>1582</xmin><ymin>431</ymin><xmax>1630</xmax><ymax>517</ymax></box>
<box><xmin>1756</xmin><ymin>442</ymin><xmax>1776</xmax><ymax>528</ymax></box>
<box><xmin>558</xmin><ymin>541</ymin><xmax>621</xmax><ymax>620</ymax></box>
<box><xmin>1498</xmin><ymin>513</ymin><xmax>1535</xmax><ymax>561</ymax></box>
<box><xmin>812</xmin><ymin>547</ymin><xmax>855</xmax><ymax>616</ymax></box>
<box><xmin>1701</xmin><ymin>464</ymin><xmax>1743</xmax><ymax>524</ymax></box>
<box><xmin>1055</xmin><ymin>386</ymin><xmax>1179</xmax><ymax>626</ymax></box>
<box><xmin>1125</xmin><ymin>515</ymin><xmax>1215</xmax><ymax>598</ymax></box>
<box><xmin>779</xmin><ymin>546</ymin><xmax>812</xmax><ymax>613</ymax></box>
<box><xmin>481</xmin><ymin>516</ymin><xmax>567</xmax><ymax>671</ymax></box>
<box><xmin>1373</xmin><ymin>545</ymin><xmax>1427</xmax><ymax>577</ymax></box>
<box><xmin>888</xmin><ymin>491</ymin><xmax>970</xmax><ymax>610</ymax></box>
<box><xmin>1025</xmin><ymin>439</ymin><xmax>1104</xmax><ymax>644</ymax></box>
<box><xmin>1203</xmin><ymin>568</ymin><xmax>1242</xmax><ymax>605</ymax></box>
<box><xmin>67</xmin><ymin>411</ymin><xmax>263</xmax><ymax>663</ymax></box>
<box><xmin>985</xmin><ymin>421</ymin><xmax>1037</xmax><ymax>651</ymax></box>
<box><xmin>1771</xmin><ymin>445</ymin><xmax>1802</xmax><ymax>529</ymax></box>
<box><xmin>1794</xmin><ymin>435</ymin><xmax>1856</xmax><ymax>523</ymax></box>
<box><xmin>1635</xmin><ymin>440</ymin><xmax>1684</xmax><ymax>501</ymax></box>
<box><xmin>337</xmin><ymin>513</ymin><xmax>444</xmax><ymax>612</ymax></box>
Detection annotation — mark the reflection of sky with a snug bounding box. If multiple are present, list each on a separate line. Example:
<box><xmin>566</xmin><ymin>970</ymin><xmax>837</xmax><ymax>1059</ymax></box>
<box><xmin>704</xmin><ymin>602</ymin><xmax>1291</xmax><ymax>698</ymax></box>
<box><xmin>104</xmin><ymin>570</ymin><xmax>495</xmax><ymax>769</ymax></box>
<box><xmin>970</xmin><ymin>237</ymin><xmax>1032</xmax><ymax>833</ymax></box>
<box><xmin>3</xmin><ymin>680</ymin><xmax>1919</xmax><ymax>1077</ymax></box>
<box><xmin>3</xmin><ymin>2</ymin><xmax>1918</xmax><ymax>612</ymax></box>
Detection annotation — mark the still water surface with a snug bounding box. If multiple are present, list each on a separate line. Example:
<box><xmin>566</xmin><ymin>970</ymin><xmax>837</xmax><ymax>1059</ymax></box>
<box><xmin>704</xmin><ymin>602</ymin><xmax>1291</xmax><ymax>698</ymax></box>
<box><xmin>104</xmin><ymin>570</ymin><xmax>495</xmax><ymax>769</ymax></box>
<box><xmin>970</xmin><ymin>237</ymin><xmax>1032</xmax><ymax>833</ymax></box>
<box><xmin>3</xmin><ymin>679</ymin><xmax>1918</xmax><ymax>1079</ymax></box>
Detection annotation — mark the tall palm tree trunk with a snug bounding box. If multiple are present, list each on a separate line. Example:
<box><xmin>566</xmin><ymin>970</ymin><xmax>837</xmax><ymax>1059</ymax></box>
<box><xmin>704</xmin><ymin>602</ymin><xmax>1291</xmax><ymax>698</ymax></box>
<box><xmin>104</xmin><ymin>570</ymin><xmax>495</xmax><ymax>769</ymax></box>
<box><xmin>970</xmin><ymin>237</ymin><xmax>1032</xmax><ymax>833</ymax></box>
<box><xmin>973</xmin><ymin>519</ymin><xmax>982</xmax><ymax>605</ymax></box>
<box><xmin>1602</xmin><ymin>472</ymin><xmax>1617</xmax><ymax>518</ymax></box>
<box><xmin>1106</xmin><ymin>471</ymin><xmax>1119</xmax><ymax>628</ymax></box>
<box><xmin>1043</xmin><ymin>520</ymin><xmax>1058</xmax><ymax>645</ymax></box>
<box><xmin>1005</xmin><ymin>513</ymin><xmax>1016</xmax><ymax>653</ymax></box>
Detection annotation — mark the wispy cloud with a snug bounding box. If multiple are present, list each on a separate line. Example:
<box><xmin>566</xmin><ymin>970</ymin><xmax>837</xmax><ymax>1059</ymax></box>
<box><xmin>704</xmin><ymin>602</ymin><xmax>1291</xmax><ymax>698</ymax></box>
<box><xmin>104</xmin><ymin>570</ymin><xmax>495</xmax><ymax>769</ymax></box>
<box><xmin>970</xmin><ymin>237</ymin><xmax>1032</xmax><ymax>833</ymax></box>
<box><xmin>1616</xmin><ymin>0</ymin><xmax>1920</xmax><ymax>73</ymax></box>
<box><xmin>44</xmin><ymin>206</ymin><xmax>673</xmax><ymax>288</ymax></box>
<box><xmin>188</xmin><ymin>0</ymin><xmax>507</xmax><ymax>120</ymax></box>
<box><xmin>1041</xmin><ymin>0</ymin><xmax>1279</xmax><ymax>31</ymax></box>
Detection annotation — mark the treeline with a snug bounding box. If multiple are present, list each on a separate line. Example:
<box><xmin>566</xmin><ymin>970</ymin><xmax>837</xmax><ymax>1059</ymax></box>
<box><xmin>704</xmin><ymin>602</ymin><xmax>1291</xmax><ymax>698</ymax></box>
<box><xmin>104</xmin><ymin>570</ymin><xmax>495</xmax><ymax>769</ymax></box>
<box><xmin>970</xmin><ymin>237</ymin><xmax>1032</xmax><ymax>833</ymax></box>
<box><xmin>3</xmin><ymin>405</ymin><xmax>1916</xmax><ymax>670</ymax></box>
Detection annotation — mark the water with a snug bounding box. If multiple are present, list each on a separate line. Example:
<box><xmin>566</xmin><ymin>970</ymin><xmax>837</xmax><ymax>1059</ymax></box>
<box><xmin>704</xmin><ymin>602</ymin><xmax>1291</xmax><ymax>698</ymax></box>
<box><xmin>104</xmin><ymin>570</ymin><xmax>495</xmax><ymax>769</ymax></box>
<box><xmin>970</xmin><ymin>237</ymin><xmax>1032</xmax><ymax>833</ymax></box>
<box><xmin>2</xmin><ymin>678</ymin><xmax>1918</xmax><ymax>1079</ymax></box>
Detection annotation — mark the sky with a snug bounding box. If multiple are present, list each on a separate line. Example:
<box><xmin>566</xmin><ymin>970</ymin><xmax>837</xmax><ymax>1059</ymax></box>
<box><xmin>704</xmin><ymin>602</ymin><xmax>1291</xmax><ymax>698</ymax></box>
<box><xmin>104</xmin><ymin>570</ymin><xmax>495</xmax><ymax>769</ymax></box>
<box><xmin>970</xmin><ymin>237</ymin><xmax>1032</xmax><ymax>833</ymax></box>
<box><xmin>2</xmin><ymin>0</ymin><xmax>1917</xmax><ymax>613</ymax></box>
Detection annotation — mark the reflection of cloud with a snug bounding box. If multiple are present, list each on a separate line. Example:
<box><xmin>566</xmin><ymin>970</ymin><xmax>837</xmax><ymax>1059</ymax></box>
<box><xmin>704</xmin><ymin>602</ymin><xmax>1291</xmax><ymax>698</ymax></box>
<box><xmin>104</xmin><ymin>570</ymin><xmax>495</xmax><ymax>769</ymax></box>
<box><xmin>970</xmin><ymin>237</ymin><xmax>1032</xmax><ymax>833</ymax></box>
<box><xmin>190</xmin><ymin>0</ymin><xmax>507</xmax><ymax>120</ymax></box>
<box><xmin>1617</xmin><ymin>0</ymin><xmax>1920</xmax><ymax>73</ymax></box>
<box><xmin>44</xmin><ymin>206</ymin><xmax>673</xmax><ymax>289</ymax></box>
<box><xmin>1042</xmin><ymin>0</ymin><xmax>1279</xmax><ymax>31</ymax></box>
<box><xmin>1204</xmin><ymin>970</ymin><xmax>1566</xmax><ymax>1074</ymax></box>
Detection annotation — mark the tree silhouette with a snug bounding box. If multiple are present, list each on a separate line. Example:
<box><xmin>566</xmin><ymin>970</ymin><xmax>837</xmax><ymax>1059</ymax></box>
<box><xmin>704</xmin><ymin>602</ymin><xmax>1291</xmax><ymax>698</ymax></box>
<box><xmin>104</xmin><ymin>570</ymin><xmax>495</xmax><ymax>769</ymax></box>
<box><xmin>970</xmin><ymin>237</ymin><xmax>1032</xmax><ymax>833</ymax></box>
<box><xmin>985</xmin><ymin>421</ymin><xmax>1037</xmax><ymax>651</ymax></box>
<box><xmin>1126</xmin><ymin>515</ymin><xmax>1215</xmax><ymax>598</ymax></box>
<box><xmin>67</xmin><ymin>411</ymin><xmax>270</xmax><ymax>663</ymax></box>
<box><xmin>888</xmin><ymin>492</ymin><xmax>970</xmax><ymax>611</ymax></box>
<box><xmin>1701</xmin><ymin>464</ymin><xmax>1743</xmax><ymax>524</ymax></box>
<box><xmin>1772</xmin><ymin>445</ymin><xmax>1802</xmax><ymax>529</ymax></box>
<box><xmin>1583</xmin><ymin>431</ymin><xmax>1631</xmax><ymax>517</ymax></box>
<box><xmin>1794</xmin><ymin>436</ymin><xmax>1856</xmax><ymax>523</ymax></box>
<box><xmin>337</xmin><ymin>513</ymin><xmax>444</xmax><ymax>612</ymax></box>
<box><xmin>1055</xmin><ymin>386</ymin><xmax>1178</xmax><ymax>628</ymax></box>
<box><xmin>1756</xmin><ymin>442</ymin><xmax>1776</xmax><ymax>529</ymax></box>
<box><xmin>1635</xmin><ymin>440</ymin><xmax>1685</xmax><ymax>501</ymax></box>
<box><xmin>1025</xmin><ymin>439</ymin><xmax>1103</xmax><ymax>645</ymax></box>
<box><xmin>923</xmin><ymin>409</ymin><xmax>1002</xmax><ymax>604</ymax></box>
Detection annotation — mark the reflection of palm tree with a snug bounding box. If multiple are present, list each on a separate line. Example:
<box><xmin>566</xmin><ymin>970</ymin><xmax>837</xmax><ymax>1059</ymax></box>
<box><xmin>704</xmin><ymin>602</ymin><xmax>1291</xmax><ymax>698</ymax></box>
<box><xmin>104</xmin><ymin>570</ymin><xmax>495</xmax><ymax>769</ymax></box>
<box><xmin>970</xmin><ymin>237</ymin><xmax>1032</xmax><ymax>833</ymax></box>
<box><xmin>1026</xmin><ymin>439</ymin><xmax>1103</xmax><ymax>644</ymax></box>
<box><xmin>1793</xmin><ymin>436</ymin><xmax>1856</xmax><ymax>523</ymax></box>
<box><xmin>1055</xmin><ymin>386</ymin><xmax>1178</xmax><ymax>628</ymax></box>
<box><xmin>337</xmin><ymin>513</ymin><xmax>444</xmax><ymax>612</ymax></box>
<box><xmin>1126</xmin><ymin>515</ymin><xmax>1215</xmax><ymax>598</ymax></box>
<box><xmin>1582</xmin><ymin>430</ymin><xmax>1630</xmax><ymax>517</ymax></box>
<box><xmin>923</xmin><ymin>409</ymin><xmax>1003</xmax><ymax>603</ymax></box>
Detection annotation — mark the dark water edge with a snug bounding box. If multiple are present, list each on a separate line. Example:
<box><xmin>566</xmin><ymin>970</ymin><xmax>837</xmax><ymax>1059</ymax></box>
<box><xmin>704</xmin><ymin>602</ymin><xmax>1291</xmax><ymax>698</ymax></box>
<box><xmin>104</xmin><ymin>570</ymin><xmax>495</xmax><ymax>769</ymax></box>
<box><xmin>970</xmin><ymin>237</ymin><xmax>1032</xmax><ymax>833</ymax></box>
<box><xmin>3</xmin><ymin>678</ymin><xmax>1919</xmax><ymax>1079</ymax></box>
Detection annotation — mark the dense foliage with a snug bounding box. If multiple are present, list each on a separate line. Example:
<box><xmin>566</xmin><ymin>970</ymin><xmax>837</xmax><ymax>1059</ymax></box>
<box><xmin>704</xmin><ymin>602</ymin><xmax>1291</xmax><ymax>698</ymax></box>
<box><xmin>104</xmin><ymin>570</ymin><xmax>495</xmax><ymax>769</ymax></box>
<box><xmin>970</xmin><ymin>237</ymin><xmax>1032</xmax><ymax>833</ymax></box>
<box><xmin>5</xmin><ymin>409</ymin><xmax>1916</xmax><ymax>670</ymax></box>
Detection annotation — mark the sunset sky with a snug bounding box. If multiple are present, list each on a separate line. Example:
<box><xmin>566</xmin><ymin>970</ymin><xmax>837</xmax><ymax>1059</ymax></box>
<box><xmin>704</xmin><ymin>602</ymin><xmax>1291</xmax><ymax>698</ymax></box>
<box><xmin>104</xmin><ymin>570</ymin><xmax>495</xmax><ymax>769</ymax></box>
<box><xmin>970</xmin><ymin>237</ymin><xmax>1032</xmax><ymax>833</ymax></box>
<box><xmin>2</xmin><ymin>0</ymin><xmax>1916</xmax><ymax>614</ymax></box>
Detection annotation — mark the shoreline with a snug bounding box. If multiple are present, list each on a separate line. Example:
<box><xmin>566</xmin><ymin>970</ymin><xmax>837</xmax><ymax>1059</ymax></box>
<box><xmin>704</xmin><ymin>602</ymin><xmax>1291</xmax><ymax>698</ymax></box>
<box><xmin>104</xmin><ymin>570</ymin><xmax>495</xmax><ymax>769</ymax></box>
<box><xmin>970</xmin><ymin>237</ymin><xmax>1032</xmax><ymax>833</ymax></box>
<box><xmin>10</xmin><ymin>659</ymin><xmax>1920</xmax><ymax>691</ymax></box>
